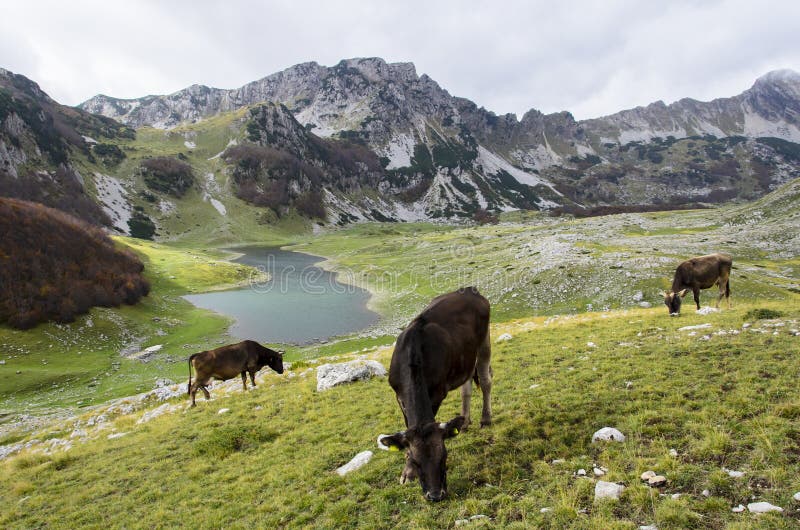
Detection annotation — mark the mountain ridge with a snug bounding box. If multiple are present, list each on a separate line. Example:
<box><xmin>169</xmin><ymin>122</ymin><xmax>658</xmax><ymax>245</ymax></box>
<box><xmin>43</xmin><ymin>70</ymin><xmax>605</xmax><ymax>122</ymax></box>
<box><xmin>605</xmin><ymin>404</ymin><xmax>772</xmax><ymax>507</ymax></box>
<box><xmin>2</xmin><ymin>60</ymin><xmax>799</xmax><ymax>233</ymax></box>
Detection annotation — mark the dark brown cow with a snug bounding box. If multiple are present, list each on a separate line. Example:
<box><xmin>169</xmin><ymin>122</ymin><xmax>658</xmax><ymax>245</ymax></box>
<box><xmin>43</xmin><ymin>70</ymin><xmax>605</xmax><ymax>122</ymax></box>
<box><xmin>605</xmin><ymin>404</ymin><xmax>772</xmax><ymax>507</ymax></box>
<box><xmin>187</xmin><ymin>340</ymin><xmax>284</xmax><ymax>406</ymax></box>
<box><xmin>661</xmin><ymin>253</ymin><xmax>732</xmax><ymax>315</ymax></box>
<box><xmin>378</xmin><ymin>287</ymin><xmax>492</xmax><ymax>502</ymax></box>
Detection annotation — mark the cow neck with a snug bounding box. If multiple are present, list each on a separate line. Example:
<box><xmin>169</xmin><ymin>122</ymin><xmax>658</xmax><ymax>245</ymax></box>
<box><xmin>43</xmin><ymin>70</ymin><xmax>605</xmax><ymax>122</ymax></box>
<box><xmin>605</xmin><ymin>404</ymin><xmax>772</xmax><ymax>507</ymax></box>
<box><xmin>403</xmin><ymin>318</ymin><xmax>436</xmax><ymax>428</ymax></box>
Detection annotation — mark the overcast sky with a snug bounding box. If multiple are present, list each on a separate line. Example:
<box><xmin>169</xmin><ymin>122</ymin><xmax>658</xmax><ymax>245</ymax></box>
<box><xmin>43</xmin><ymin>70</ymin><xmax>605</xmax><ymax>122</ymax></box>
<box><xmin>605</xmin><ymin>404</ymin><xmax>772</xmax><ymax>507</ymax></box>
<box><xmin>2</xmin><ymin>0</ymin><xmax>799</xmax><ymax>120</ymax></box>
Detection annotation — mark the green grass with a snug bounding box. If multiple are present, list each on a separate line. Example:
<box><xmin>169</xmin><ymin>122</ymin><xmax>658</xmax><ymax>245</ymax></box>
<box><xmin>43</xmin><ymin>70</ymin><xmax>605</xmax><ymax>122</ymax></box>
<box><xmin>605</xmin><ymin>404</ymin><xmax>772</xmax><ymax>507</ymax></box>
<box><xmin>1</xmin><ymin>301</ymin><xmax>799</xmax><ymax>528</ymax></box>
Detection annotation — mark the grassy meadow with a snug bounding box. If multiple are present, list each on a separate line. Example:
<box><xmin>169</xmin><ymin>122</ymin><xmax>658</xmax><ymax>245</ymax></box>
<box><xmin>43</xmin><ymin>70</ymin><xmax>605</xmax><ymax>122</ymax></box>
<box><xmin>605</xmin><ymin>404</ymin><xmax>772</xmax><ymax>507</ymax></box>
<box><xmin>1</xmin><ymin>300</ymin><xmax>799</xmax><ymax>528</ymax></box>
<box><xmin>1</xmin><ymin>179</ymin><xmax>800</xmax><ymax>527</ymax></box>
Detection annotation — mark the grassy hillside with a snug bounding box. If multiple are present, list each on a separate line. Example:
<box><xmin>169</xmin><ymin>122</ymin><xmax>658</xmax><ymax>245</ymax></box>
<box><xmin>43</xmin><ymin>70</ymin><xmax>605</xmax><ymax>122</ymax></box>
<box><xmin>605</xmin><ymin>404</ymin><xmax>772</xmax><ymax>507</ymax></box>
<box><xmin>1</xmin><ymin>300</ymin><xmax>798</xmax><ymax>528</ymax></box>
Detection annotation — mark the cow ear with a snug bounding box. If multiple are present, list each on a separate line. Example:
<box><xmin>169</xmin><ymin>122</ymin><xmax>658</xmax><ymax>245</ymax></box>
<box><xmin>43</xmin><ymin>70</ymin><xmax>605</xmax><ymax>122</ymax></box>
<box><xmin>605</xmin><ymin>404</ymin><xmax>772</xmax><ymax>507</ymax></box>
<box><xmin>658</xmin><ymin>290</ymin><xmax>667</xmax><ymax>298</ymax></box>
<box><xmin>377</xmin><ymin>432</ymin><xmax>408</xmax><ymax>451</ymax></box>
<box><xmin>678</xmin><ymin>289</ymin><xmax>689</xmax><ymax>297</ymax></box>
<box><xmin>441</xmin><ymin>416</ymin><xmax>466</xmax><ymax>439</ymax></box>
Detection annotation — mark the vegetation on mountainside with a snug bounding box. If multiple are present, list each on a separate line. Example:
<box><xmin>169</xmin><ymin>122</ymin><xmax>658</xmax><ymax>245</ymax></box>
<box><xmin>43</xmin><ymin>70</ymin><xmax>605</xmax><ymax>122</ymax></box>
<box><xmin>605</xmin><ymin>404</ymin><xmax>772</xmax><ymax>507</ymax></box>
<box><xmin>0</xmin><ymin>198</ymin><xmax>150</xmax><ymax>329</ymax></box>
<box><xmin>1</xmin><ymin>301</ymin><xmax>798</xmax><ymax>528</ymax></box>
<box><xmin>225</xmin><ymin>104</ymin><xmax>384</xmax><ymax>219</ymax></box>
<box><xmin>140</xmin><ymin>156</ymin><xmax>195</xmax><ymax>197</ymax></box>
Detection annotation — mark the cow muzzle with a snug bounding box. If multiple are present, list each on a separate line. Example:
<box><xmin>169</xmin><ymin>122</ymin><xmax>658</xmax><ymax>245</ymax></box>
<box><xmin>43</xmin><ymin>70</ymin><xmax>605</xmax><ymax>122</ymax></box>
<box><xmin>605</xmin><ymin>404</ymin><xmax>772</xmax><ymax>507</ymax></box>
<box><xmin>424</xmin><ymin>489</ymin><xmax>446</xmax><ymax>502</ymax></box>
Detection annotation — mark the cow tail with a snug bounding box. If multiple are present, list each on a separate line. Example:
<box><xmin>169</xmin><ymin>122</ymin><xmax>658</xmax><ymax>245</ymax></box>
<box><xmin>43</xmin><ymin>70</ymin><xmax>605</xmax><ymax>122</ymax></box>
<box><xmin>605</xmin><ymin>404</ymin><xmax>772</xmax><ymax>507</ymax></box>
<box><xmin>187</xmin><ymin>353</ymin><xmax>197</xmax><ymax>395</ymax></box>
<box><xmin>725</xmin><ymin>278</ymin><xmax>730</xmax><ymax>298</ymax></box>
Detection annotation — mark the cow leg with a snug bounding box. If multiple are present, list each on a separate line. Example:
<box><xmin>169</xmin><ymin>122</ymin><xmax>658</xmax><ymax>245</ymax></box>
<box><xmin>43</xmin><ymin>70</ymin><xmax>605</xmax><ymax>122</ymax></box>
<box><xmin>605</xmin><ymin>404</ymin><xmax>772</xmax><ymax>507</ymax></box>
<box><xmin>476</xmin><ymin>336</ymin><xmax>493</xmax><ymax>427</ymax></box>
<box><xmin>693</xmin><ymin>288</ymin><xmax>701</xmax><ymax>310</ymax></box>
<box><xmin>460</xmin><ymin>379</ymin><xmax>473</xmax><ymax>429</ymax></box>
<box><xmin>201</xmin><ymin>384</ymin><xmax>211</xmax><ymax>400</ymax></box>
<box><xmin>241</xmin><ymin>372</ymin><xmax>248</xmax><ymax>391</ymax></box>
<box><xmin>189</xmin><ymin>381</ymin><xmax>198</xmax><ymax>407</ymax></box>
<box><xmin>716</xmin><ymin>281</ymin><xmax>725</xmax><ymax>308</ymax></box>
<box><xmin>400</xmin><ymin>453</ymin><xmax>418</xmax><ymax>485</ymax></box>
<box><xmin>249</xmin><ymin>371</ymin><xmax>257</xmax><ymax>387</ymax></box>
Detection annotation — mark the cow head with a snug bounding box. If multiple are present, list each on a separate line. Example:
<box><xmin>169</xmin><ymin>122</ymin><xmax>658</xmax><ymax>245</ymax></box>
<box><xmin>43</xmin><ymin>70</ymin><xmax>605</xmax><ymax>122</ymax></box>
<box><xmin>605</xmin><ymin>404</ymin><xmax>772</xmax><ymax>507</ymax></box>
<box><xmin>378</xmin><ymin>416</ymin><xmax>465</xmax><ymax>501</ymax></box>
<box><xmin>261</xmin><ymin>348</ymin><xmax>285</xmax><ymax>374</ymax></box>
<box><xmin>661</xmin><ymin>289</ymin><xmax>688</xmax><ymax>315</ymax></box>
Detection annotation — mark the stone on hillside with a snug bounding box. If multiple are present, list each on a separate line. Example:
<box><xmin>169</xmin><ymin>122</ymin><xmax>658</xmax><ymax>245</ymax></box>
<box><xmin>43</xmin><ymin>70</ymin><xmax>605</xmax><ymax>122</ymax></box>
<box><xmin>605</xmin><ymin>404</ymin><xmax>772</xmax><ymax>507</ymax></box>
<box><xmin>496</xmin><ymin>333</ymin><xmax>513</xmax><ymax>342</ymax></box>
<box><xmin>593</xmin><ymin>467</ymin><xmax>606</xmax><ymax>476</ymax></box>
<box><xmin>316</xmin><ymin>360</ymin><xmax>386</xmax><ymax>391</ymax></box>
<box><xmin>641</xmin><ymin>471</ymin><xmax>656</xmax><ymax>481</ymax></box>
<box><xmin>218</xmin><ymin>408</ymin><xmax>230</xmax><ymax>414</ymax></box>
<box><xmin>595</xmin><ymin>481</ymin><xmax>625</xmax><ymax>501</ymax></box>
<box><xmin>455</xmin><ymin>515</ymin><xmax>489</xmax><ymax>526</ymax></box>
<box><xmin>639</xmin><ymin>525</ymin><xmax>657</xmax><ymax>530</ymax></box>
<box><xmin>592</xmin><ymin>427</ymin><xmax>625</xmax><ymax>443</ymax></box>
<box><xmin>747</xmin><ymin>501</ymin><xmax>783</xmax><ymax>513</ymax></box>
<box><xmin>335</xmin><ymin>450</ymin><xmax>373</xmax><ymax>476</ymax></box>
<box><xmin>697</xmin><ymin>307</ymin><xmax>719</xmax><ymax>315</ymax></box>
<box><xmin>648</xmin><ymin>475</ymin><xmax>667</xmax><ymax>487</ymax></box>
<box><xmin>107</xmin><ymin>432</ymin><xmax>128</xmax><ymax>440</ymax></box>
<box><xmin>669</xmin><ymin>448</ymin><xmax>678</xmax><ymax>457</ymax></box>
<box><xmin>731</xmin><ymin>504</ymin><xmax>745</xmax><ymax>513</ymax></box>
<box><xmin>724</xmin><ymin>468</ymin><xmax>745</xmax><ymax>478</ymax></box>
<box><xmin>794</xmin><ymin>491</ymin><xmax>800</xmax><ymax>502</ymax></box>
<box><xmin>639</xmin><ymin>301</ymin><xmax>652</xmax><ymax>308</ymax></box>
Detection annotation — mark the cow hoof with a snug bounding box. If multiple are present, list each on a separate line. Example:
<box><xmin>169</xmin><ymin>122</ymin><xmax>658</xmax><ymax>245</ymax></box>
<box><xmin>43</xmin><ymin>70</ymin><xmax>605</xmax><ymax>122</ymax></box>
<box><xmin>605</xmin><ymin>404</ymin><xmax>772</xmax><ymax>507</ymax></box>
<box><xmin>480</xmin><ymin>420</ymin><xmax>492</xmax><ymax>428</ymax></box>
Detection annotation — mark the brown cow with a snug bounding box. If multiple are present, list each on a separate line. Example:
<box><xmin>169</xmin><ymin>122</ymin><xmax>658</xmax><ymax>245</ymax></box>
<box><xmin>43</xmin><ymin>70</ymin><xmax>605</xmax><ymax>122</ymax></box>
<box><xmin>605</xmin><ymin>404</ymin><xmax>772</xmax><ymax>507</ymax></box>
<box><xmin>187</xmin><ymin>340</ymin><xmax>284</xmax><ymax>406</ymax></box>
<box><xmin>377</xmin><ymin>287</ymin><xmax>492</xmax><ymax>502</ymax></box>
<box><xmin>661</xmin><ymin>253</ymin><xmax>732</xmax><ymax>315</ymax></box>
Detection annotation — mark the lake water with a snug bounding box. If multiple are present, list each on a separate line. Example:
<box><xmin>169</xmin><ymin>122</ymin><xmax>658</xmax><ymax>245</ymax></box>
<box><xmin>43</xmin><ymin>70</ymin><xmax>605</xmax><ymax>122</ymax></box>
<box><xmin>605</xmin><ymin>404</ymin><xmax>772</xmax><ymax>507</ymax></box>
<box><xmin>184</xmin><ymin>247</ymin><xmax>378</xmax><ymax>344</ymax></box>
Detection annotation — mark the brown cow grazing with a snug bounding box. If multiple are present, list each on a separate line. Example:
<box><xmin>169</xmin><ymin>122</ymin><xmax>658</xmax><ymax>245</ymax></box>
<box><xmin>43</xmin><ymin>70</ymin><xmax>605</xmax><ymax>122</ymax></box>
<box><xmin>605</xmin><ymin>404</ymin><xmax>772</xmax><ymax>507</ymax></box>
<box><xmin>377</xmin><ymin>287</ymin><xmax>492</xmax><ymax>502</ymax></box>
<box><xmin>187</xmin><ymin>340</ymin><xmax>284</xmax><ymax>406</ymax></box>
<box><xmin>661</xmin><ymin>253</ymin><xmax>732</xmax><ymax>315</ymax></box>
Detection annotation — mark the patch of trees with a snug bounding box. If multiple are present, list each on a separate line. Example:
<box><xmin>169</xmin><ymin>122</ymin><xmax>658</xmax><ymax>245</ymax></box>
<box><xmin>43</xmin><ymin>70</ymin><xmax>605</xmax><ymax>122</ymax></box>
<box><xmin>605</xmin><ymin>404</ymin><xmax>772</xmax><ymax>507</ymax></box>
<box><xmin>0</xmin><ymin>197</ymin><xmax>150</xmax><ymax>329</ymax></box>
<box><xmin>92</xmin><ymin>143</ymin><xmax>126</xmax><ymax>166</ymax></box>
<box><xmin>757</xmin><ymin>137</ymin><xmax>800</xmax><ymax>163</ymax></box>
<box><xmin>128</xmin><ymin>207</ymin><xmax>157</xmax><ymax>240</ymax></box>
<box><xmin>140</xmin><ymin>157</ymin><xmax>195</xmax><ymax>197</ymax></box>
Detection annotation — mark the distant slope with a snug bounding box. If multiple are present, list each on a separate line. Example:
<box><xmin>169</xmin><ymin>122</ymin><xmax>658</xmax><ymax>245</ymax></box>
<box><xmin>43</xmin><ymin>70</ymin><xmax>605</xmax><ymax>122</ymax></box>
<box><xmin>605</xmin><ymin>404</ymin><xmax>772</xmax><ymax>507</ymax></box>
<box><xmin>0</xmin><ymin>198</ymin><xmax>150</xmax><ymax>329</ymax></box>
<box><xmin>0</xmin><ymin>68</ymin><xmax>135</xmax><ymax>225</ymax></box>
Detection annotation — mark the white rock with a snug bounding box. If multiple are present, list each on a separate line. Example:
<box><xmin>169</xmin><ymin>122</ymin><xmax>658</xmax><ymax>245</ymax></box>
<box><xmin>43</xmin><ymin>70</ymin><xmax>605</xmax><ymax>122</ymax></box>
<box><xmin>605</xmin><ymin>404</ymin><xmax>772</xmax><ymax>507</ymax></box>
<box><xmin>747</xmin><ymin>501</ymin><xmax>783</xmax><ymax>513</ymax></box>
<box><xmin>594</xmin><ymin>481</ymin><xmax>625</xmax><ymax>501</ymax></box>
<box><xmin>696</xmin><ymin>307</ymin><xmax>719</xmax><ymax>315</ymax></box>
<box><xmin>218</xmin><ymin>408</ymin><xmax>230</xmax><ymax>415</ymax></box>
<box><xmin>732</xmin><ymin>504</ymin><xmax>745</xmax><ymax>513</ymax></box>
<box><xmin>724</xmin><ymin>468</ymin><xmax>745</xmax><ymax>478</ymax></box>
<box><xmin>551</xmin><ymin>459</ymin><xmax>565</xmax><ymax>465</ymax></box>
<box><xmin>639</xmin><ymin>301</ymin><xmax>652</xmax><ymax>308</ymax></box>
<box><xmin>107</xmin><ymin>432</ymin><xmax>128</xmax><ymax>440</ymax></box>
<box><xmin>641</xmin><ymin>471</ymin><xmax>657</xmax><ymax>481</ymax></box>
<box><xmin>316</xmin><ymin>360</ymin><xmax>386</xmax><ymax>391</ymax></box>
<box><xmin>702</xmin><ymin>489</ymin><xmax>711</xmax><ymax>497</ymax></box>
<box><xmin>540</xmin><ymin>507</ymin><xmax>552</xmax><ymax>513</ymax></box>
<box><xmin>593</xmin><ymin>467</ymin><xmax>606</xmax><ymax>476</ymax></box>
<box><xmin>639</xmin><ymin>526</ymin><xmax>658</xmax><ymax>530</ymax></box>
<box><xmin>679</xmin><ymin>323</ymin><xmax>712</xmax><ymax>331</ymax></box>
<box><xmin>529</xmin><ymin>383</ymin><xmax>540</xmax><ymax>389</ymax></box>
<box><xmin>455</xmin><ymin>515</ymin><xmax>489</xmax><ymax>526</ymax></box>
<box><xmin>577</xmin><ymin>468</ymin><xmax>586</xmax><ymax>476</ymax></box>
<box><xmin>335</xmin><ymin>450</ymin><xmax>373</xmax><ymax>476</ymax></box>
<box><xmin>136</xmin><ymin>403</ymin><xmax>174</xmax><ymax>424</ymax></box>
<box><xmin>587</xmin><ymin>341</ymin><xmax>597</xmax><ymax>348</ymax></box>
<box><xmin>592</xmin><ymin>427</ymin><xmax>626</xmax><ymax>443</ymax></box>
<box><xmin>669</xmin><ymin>448</ymin><xmax>678</xmax><ymax>457</ymax></box>
<box><xmin>496</xmin><ymin>333</ymin><xmax>513</xmax><ymax>342</ymax></box>
<box><xmin>794</xmin><ymin>491</ymin><xmax>800</xmax><ymax>502</ymax></box>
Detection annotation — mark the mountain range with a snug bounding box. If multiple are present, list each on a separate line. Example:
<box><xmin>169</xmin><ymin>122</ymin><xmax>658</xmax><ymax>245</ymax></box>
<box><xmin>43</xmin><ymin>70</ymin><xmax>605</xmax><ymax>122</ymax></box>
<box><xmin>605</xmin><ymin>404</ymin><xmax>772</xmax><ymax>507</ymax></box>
<box><xmin>2</xmin><ymin>59</ymin><xmax>800</xmax><ymax>234</ymax></box>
